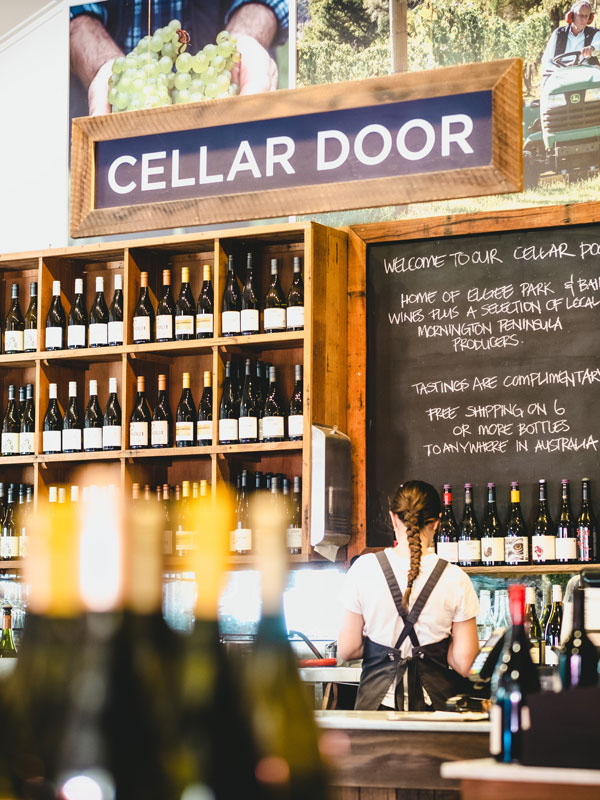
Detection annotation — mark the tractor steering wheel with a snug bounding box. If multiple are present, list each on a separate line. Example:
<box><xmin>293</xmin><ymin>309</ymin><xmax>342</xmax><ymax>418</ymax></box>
<box><xmin>552</xmin><ymin>49</ymin><xmax>586</xmax><ymax>67</ymax></box>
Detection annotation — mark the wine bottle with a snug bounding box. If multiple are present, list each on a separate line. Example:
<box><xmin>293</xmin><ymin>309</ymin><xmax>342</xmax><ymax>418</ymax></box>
<box><xmin>0</xmin><ymin>486</ymin><xmax>19</xmax><ymax>561</ymax></box>
<box><xmin>255</xmin><ymin>361</ymin><xmax>265</xmax><ymax>441</ymax></box>
<box><xmin>504</xmin><ymin>482</ymin><xmax>529</xmax><ymax>564</ymax></box>
<box><xmin>175</xmin><ymin>266</ymin><xmax>195</xmax><ymax>340</ymax></box>
<box><xmin>156</xmin><ymin>268</ymin><xmax>175</xmax><ymax>342</ymax></box>
<box><xmin>263</xmin><ymin>258</ymin><xmax>287</xmax><ymax>333</ymax></box>
<box><xmin>556</xmin><ymin>478</ymin><xmax>577</xmax><ymax>564</ymax></box>
<box><xmin>524</xmin><ymin>586</ymin><xmax>543</xmax><ymax>664</ymax></box>
<box><xmin>196</xmin><ymin>263</ymin><xmax>214</xmax><ymax>339</ymax></box>
<box><xmin>559</xmin><ymin>587</ymin><xmax>598</xmax><ymax>688</ymax></box>
<box><xmin>262</xmin><ymin>365</ymin><xmax>285</xmax><ymax>442</ymax></box>
<box><xmin>230</xmin><ymin>470</ymin><xmax>251</xmax><ymax>554</ymax></box>
<box><xmin>161</xmin><ymin>484</ymin><xmax>173</xmax><ymax>556</ymax></box>
<box><xmin>24</xmin><ymin>281</ymin><xmax>38</xmax><ymax>352</ymax></box>
<box><xmin>577</xmin><ymin>478</ymin><xmax>594</xmax><ymax>563</ymax></box>
<box><xmin>531</xmin><ymin>478</ymin><xmax>556</xmax><ymax>565</ymax></box>
<box><xmin>62</xmin><ymin>381</ymin><xmax>83</xmax><ymax>453</ymax></box>
<box><xmin>435</xmin><ymin>484</ymin><xmax>459</xmax><ymax>563</ymax></box>
<box><xmin>176</xmin><ymin>372</ymin><xmax>196</xmax><ymax>447</ymax></box>
<box><xmin>0</xmin><ymin>605</ymin><xmax>17</xmax><ymax>656</ymax></box>
<box><xmin>45</xmin><ymin>280</ymin><xmax>66</xmax><ymax>350</ymax></box>
<box><xmin>175</xmin><ymin>480</ymin><xmax>193</xmax><ymax>558</ymax></box>
<box><xmin>103</xmin><ymin>376</ymin><xmax>122</xmax><ymax>451</ymax></box>
<box><xmin>132</xmin><ymin>271</ymin><xmax>154</xmax><ymax>344</ymax></box>
<box><xmin>287</xmin><ymin>255</ymin><xmax>304</xmax><ymax>331</ymax></box>
<box><xmin>287</xmin><ymin>475</ymin><xmax>303</xmax><ymax>555</ymax></box>
<box><xmin>288</xmin><ymin>364</ymin><xmax>303</xmax><ymax>441</ymax></box>
<box><xmin>238</xmin><ymin>358</ymin><xmax>259</xmax><ymax>444</ymax></box>
<box><xmin>457</xmin><ymin>483</ymin><xmax>481</xmax><ymax>566</ymax></box>
<box><xmin>151</xmin><ymin>373</ymin><xmax>172</xmax><ymax>448</ymax></box>
<box><xmin>17</xmin><ymin>385</ymin><xmax>25</xmax><ymax>427</ymax></box>
<box><xmin>88</xmin><ymin>275</ymin><xmax>109</xmax><ymax>347</ymax></box>
<box><xmin>108</xmin><ymin>273</ymin><xmax>124</xmax><ymax>345</ymax></box>
<box><xmin>219</xmin><ymin>361</ymin><xmax>238</xmax><ymax>444</ymax></box>
<box><xmin>43</xmin><ymin>383</ymin><xmax>63</xmax><ymax>453</ymax></box>
<box><xmin>1</xmin><ymin>385</ymin><xmax>20</xmax><ymax>456</ymax></box>
<box><xmin>19</xmin><ymin>383</ymin><xmax>35</xmax><ymax>455</ymax></box>
<box><xmin>129</xmin><ymin>375</ymin><xmax>151</xmax><ymax>448</ymax></box>
<box><xmin>83</xmin><ymin>379</ymin><xmax>103</xmax><ymax>452</ymax></box>
<box><xmin>544</xmin><ymin>584</ymin><xmax>563</xmax><ymax>664</ymax></box>
<box><xmin>241</xmin><ymin>252</ymin><xmax>260</xmax><ymax>335</ymax></box>
<box><xmin>480</xmin><ymin>483</ymin><xmax>504</xmax><ymax>566</ymax></box>
<box><xmin>67</xmin><ymin>277</ymin><xmax>87</xmax><ymax>349</ymax></box>
<box><xmin>197</xmin><ymin>370</ymin><xmax>213</xmax><ymax>446</ymax></box>
<box><xmin>539</xmin><ymin>592</ymin><xmax>552</xmax><ymax>634</ymax></box>
<box><xmin>221</xmin><ymin>254</ymin><xmax>241</xmax><ymax>336</ymax></box>
<box><xmin>4</xmin><ymin>283</ymin><xmax>24</xmax><ymax>354</ymax></box>
<box><xmin>19</xmin><ymin>485</ymin><xmax>32</xmax><ymax>558</ymax></box>
<box><xmin>490</xmin><ymin>584</ymin><xmax>541</xmax><ymax>763</ymax></box>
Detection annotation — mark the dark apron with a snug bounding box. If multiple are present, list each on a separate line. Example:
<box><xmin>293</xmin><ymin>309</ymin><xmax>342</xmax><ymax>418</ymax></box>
<box><xmin>355</xmin><ymin>552</ymin><xmax>466</xmax><ymax>711</ymax></box>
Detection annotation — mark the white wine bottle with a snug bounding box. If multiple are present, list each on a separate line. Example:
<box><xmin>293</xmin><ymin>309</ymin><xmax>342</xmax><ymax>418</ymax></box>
<box><xmin>1</xmin><ymin>385</ymin><xmax>20</xmax><ymax>456</ymax></box>
<box><xmin>286</xmin><ymin>256</ymin><xmax>304</xmax><ymax>331</ymax></box>
<box><xmin>4</xmin><ymin>283</ymin><xmax>24</xmax><ymax>354</ymax></box>
<box><xmin>108</xmin><ymin>273</ymin><xmax>124</xmax><ymax>346</ymax></box>
<box><xmin>43</xmin><ymin>383</ymin><xmax>63</xmax><ymax>454</ymax></box>
<box><xmin>83</xmin><ymin>379</ymin><xmax>103</xmax><ymax>452</ymax></box>
<box><xmin>67</xmin><ymin>278</ymin><xmax>87</xmax><ymax>350</ymax></box>
<box><xmin>132</xmin><ymin>272</ymin><xmax>154</xmax><ymax>344</ymax></box>
<box><xmin>129</xmin><ymin>375</ymin><xmax>151</xmax><ymax>449</ymax></box>
<box><xmin>176</xmin><ymin>372</ymin><xmax>196</xmax><ymax>447</ymax></box>
<box><xmin>103</xmin><ymin>377</ymin><xmax>122</xmax><ymax>451</ymax></box>
<box><xmin>156</xmin><ymin>268</ymin><xmax>175</xmax><ymax>342</ymax></box>
<box><xmin>45</xmin><ymin>280</ymin><xmax>66</xmax><ymax>351</ymax></box>
<box><xmin>196</xmin><ymin>370</ymin><xmax>213</xmax><ymax>446</ymax></box>
<box><xmin>24</xmin><ymin>281</ymin><xmax>38</xmax><ymax>352</ymax></box>
<box><xmin>151</xmin><ymin>373</ymin><xmax>172</xmax><ymax>448</ymax></box>
<box><xmin>62</xmin><ymin>381</ymin><xmax>83</xmax><ymax>453</ymax></box>
<box><xmin>88</xmin><ymin>275</ymin><xmax>109</xmax><ymax>347</ymax></box>
<box><xmin>264</xmin><ymin>258</ymin><xmax>287</xmax><ymax>334</ymax></box>
<box><xmin>175</xmin><ymin>266</ymin><xmax>195</xmax><ymax>340</ymax></box>
<box><xmin>196</xmin><ymin>264</ymin><xmax>214</xmax><ymax>339</ymax></box>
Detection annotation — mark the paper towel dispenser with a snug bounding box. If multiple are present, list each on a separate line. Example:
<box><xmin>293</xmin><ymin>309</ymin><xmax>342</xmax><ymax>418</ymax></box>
<box><xmin>310</xmin><ymin>424</ymin><xmax>351</xmax><ymax>561</ymax></box>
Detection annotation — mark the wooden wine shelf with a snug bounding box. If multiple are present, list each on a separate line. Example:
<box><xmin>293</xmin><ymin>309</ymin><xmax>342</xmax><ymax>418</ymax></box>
<box><xmin>463</xmin><ymin>564</ymin><xmax>595</xmax><ymax>576</ymax></box>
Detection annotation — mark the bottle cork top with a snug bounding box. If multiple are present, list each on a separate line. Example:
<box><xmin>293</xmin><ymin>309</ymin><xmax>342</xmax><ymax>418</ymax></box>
<box><xmin>140</xmin><ymin>272</ymin><xmax>148</xmax><ymax>287</ymax></box>
<box><xmin>203</xmin><ymin>370</ymin><xmax>212</xmax><ymax>386</ymax></box>
<box><xmin>203</xmin><ymin>264</ymin><xmax>211</xmax><ymax>281</ymax></box>
<box><xmin>158</xmin><ymin>374</ymin><xmax>167</xmax><ymax>391</ymax></box>
<box><xmin>182</xmin><ymin>372</ymin><xmax>190</xmax><ymax>388</ymax></box>
<box><xmin>162</xmin><ymin>269</ymin><xmax>171</xmax><ymax>284</ymax></box>
<box><xmin>137</xmin><ymin>375</ymin><xmax>145</xmax><ymax>392</ymax></box>
<box><xmin>181</xmin><ymin>266</ymin><xmax>190</xmax><ymax>282</ymax></box>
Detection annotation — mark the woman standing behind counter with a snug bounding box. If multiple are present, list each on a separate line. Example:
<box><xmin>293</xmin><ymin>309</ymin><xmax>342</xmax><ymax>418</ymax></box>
<box><xmin>338</xmin><ymin>480</ymin><xmax>480</xmax><ymax>711</ymax></box>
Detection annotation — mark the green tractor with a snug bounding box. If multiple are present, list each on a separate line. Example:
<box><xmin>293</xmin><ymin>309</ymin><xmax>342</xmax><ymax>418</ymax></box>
<box><xmin>523</xmin><ymin>49</ymin><xmax>600</xmax><ymax>187</ymax></box>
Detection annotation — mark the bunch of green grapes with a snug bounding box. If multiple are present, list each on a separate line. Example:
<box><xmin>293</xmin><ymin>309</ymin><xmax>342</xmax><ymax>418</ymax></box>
<box><xmin>108</xmin><ymin>20</ymin><xmax>240</xmax><ymax>112</ymax></box>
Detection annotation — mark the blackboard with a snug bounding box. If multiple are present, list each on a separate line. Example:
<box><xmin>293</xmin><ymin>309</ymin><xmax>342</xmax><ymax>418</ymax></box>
<box><xmin>366</xmin><ymin>223</ymin><xmax>600</xmax><ymax>546</ymax></box>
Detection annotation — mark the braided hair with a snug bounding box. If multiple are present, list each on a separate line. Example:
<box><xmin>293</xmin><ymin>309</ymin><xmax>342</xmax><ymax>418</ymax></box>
<box><xmin>390</xmin><ymin>481</ymin><xmax>441</xmax><ymax>610</ymax></box>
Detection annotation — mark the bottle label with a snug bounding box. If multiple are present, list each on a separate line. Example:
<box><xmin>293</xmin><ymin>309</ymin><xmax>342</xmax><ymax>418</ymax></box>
<box><xmin>288</xmin><ymin>414</ymin><xmax>303</xmax><ymax>438</ymax></box>
<box><xmin>102</xmin><ymin>425</ymin><xmax>121</xmax><ymax>448</ymax></box>
<box><xmin>241</xmin><ymin>308</ymin><xmax>259</xmax><ymax>334</ymax></box>
<box><xmin>43</xmin><ymin>429</ymin><xmax>61</xmax><ymax>452</ymax></box>
<box><xmin>67</xmin><ymin>324</ymin><xmax>86</xmax><ymax>348</ymax></box>
<box><xmin>436</xmin><ymin>541</ymin><xmax>458</xmax><ymax>562</ymax></box>
<box><xmin>287</xmin><ymin>527</ymin><xmax>303</xmax><ymax>549</ymax></box>
<box><xmin>83</xmin><ymin>427</ymin><xmax>102</xmax><ymax>450</ymax></box>
<box><xmin>24</xmin><ymin>328</ymin><xmax>37</xmax><ymax>351</ymax></box>
<box><xmin>5</xmin><ymin>330</ymin><xmax>24</xmax><ymax>352</ymax></box>
<box><xmin>197</xmin><ymin>420</ymin><xmax>212</xmax><ymax>443</ymax></box>
<box><xmin>286</xmin><ymin>305</ymin><xmax>304</xmax><ymax>330</ymax></box>
<box><xmin>532</xmin><ymin>535</ymin><xmax>556</xmax><ymax>562</ymax></box>
<box><xmin>19</xmin><ymin>533</ymin><xmax>27</xmax><ymax>558</ymax></box>
<box><xmin>221</xmin><ymin>310</ymin><xmax>241</xmax><ymax>334</ymax></box>
<box><xmin>156</xmin><ymin>315</ymin><xmax>173</xmax><ymax>340</ymax></box>
<box><xmin>129</xmin><ymin>421</ymin><xmax>149</xmax><ymax>447</ymax></box>
<box><xmin>89</xmin><ymin>322</ymin><xmax>108</xmax><ymax>346</ymax></box>
<box><xmin>264</xmin><ymin>307</ymin><xmax>286</xmax><ymax>331</ymax></box>
<box><xmin>176</xmin><ymin>530</ymin><xmax>194</xmax><ymax>552</ymax></box>
<box><xmin>545</xmin><ymin>647</ymin><xmax>559</xmax><ymax>666</ymax></box>
<box><xmin>578</xmin><ymin>527</ymin><xmax>592</xmax><ymax>561</ymax></box>
<box><xmin>45</xmin><ymin>326</ymin><xmax>63</xmax><ymax>349</ymax></box>
<box><xmin>262</xmin><ymin>416</ymin><xmax>284</xmax><ymax>438</ymax></box>
<box><xmin>175</xmin><ymin>315</ymin><xmax>194</xmax><ymax>336</ymax></box>
<box><xmin>230</xmin><ymin>527</ymin><xmax>252</xmax><ymax>552</ymax></box>
<box><xmin>481</xmin><ymin>537</ymin><xmax>504</xmax><ymax>564</ymax></box>
<box><xmin>133</xmin><ymin>316</ymin><xmax>151</xmax><ymax>341</ymax></box>
<box><xmin>505</xmin><ymin>536</ymin><xmax>529</xmax><ymax>562</ymax></box>
<box><xmin>219</xmin><ymin>418</ymin><xmax>238</xmax><ymax>442</ymax></box>
<box><xmin>489</xmin><ymin>705</ymin><xmax>501</xmax><ymax>756</ymax></box>
<box><xmin>108</xmin><ymin>320</ymin><xmax>123</xmax><ymax>345</ymax></box>
<box><xmin>19</xmin><ymin>431</ymin><xmax>34</xmax><ymax>455</ymax></box>
<box><xmin>458</xmin><ymin>539</ymin><xmax>481</xmax><ymax>562</ymax></box>
<box><xmin>258</xmin><ymin>417</ymin><xmax>263</xmax><ymax>441</ymax></box>
<box><xmin>238</xmin><ymin>416</ymin><xmax>258</xmax><ymax>440</ymax></box>
<box><xmin>0</xmin><ymin>537</ymin><xmax>19</xmax><ymax>559</ymax></box>
<box><xmin>555</xmin><ymin>537</ymin><xmax>577</xmax><ymax>561</ymax></box>
<box><xmin>62</xmin><ymin>428</ymin><xmax>82</xmax><ymax>451</ymax></box>
<box><xmin>1</xmin><ymin>432</ymin><xmax>20</xmax><ymax>455</ymax></box>
<box><xmin>163</xmin><ymin>529</ymin><xmax>173</xmax><ymax>556</ymax></box>
<box><xmin>151</xmin><ymin>420</ymin><xmax>170</xmax><ymax>446</ymax></box>
<box><xmin>176</xmin><ymin>421</ymin><xmax>194</xmax><ymax>443</ymax></box>
<box><xmin>196</xmin><ymin>313</ymin><xmax>213</xmax><ymax>335</ymax></box>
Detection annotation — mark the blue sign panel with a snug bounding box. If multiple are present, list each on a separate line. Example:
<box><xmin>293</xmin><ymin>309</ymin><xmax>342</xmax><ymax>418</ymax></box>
<box><xmin>95</xmin><ymin>91</ymin><xmax>492</xmax><ymax>209</ymax></box>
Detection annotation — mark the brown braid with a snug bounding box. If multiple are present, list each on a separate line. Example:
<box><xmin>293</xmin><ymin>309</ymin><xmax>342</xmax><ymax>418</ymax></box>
<box><xmin>390</xmin><ymin>481</ymin><xmax>441</xmax><ymax>610</ymax></box>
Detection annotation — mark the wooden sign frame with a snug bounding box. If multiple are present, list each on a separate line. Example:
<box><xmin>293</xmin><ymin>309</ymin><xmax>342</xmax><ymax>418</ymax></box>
<box><xmin>70</xmin><ymin>59</ymin><xmax>522</xmax><ymax>238</ymax></box>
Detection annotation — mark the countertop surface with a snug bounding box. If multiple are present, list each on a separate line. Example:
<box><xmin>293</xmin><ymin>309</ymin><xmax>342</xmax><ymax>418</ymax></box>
<box><xmin>315</xmin><ymin>709</ymin><xmax>490</xmax><ymax>732</ymax></box>
<box><xmin>441</xmin><ymin>758</ymin><xmax>600</xmax><ymax>785</ymax></box>
<box><xmin>299</xmin><ymin>666</ymin><xmax>361</xmax><ymax>682</ymax></box>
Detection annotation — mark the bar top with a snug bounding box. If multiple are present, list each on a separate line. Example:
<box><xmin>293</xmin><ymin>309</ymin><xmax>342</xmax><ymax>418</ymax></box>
<box><xmin>299</xmin><ymin>666</ymin><xmax>361</xmax><ymax>683</ymax></box>
<box><xmin>315</xmin><ymin>710</ymin><xmax>490</xmax><ymax>732</ymax></box>
<box><xmin>441</xmin><ymin>758</ymin><xmax>600</xmax><ymax>785</ymax></box>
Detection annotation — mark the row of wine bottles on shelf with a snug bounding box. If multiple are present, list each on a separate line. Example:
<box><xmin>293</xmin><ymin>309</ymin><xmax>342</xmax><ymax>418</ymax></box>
<box><xmin>0</xmin><ymin>482</ymin><xmax>32</xmax><ymax>560</ymax></box>
<box><xmin>0</xmin><ymin>385</ymin><xmax>34</xmax><ymax>455</ymax></box>
<box><xmin>435</xmin><ymin>480</ymin><xmax>597</xmax><ymax>566</ymax></box>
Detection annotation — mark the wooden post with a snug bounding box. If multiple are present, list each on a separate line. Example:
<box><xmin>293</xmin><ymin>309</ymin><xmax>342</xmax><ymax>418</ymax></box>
<box><xmin>390</xmin><ymin>0</ymin><xmax>408</xmax><ymax>73</ymax></box>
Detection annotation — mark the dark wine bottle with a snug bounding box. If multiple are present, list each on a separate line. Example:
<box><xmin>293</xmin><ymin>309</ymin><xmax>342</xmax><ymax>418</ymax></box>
<box><xmin>559</xmin><ymin>587</ymin><xmax>598</xmax><ymax>688</ymax></box>
<box><xmin>83</xmin><ymin>379</ymin><xmax>103</xmax><ymax>452</ymax></box>
<box><xmin>255</xmin><ymin>361</ymin><xmax>265</xmax><ymax>441</ymax></box>
<box><xmin>480</xmin><ymin>483</ymin><xmax>504</xmax><ymax>566</ymax></box>
<box><xmin>287</xmin><ymin>255</ymin><xmax>304</xmax><ymax>331</ymax></box>
<box><xmin>129</xmin><ymin>375</ymin><xmax>151</xmax><ymax>449</ymax></box>
<box><xmin>287</xmin><ymin>475</ymin><xmax>303</xmax><ymax>555</ymax></box>
<box><xmin>67</xmin><ymin>277</ymin><xmax>87</xmax><ymax>349</ymax></box>
<box><xmin>4</xmin><ymin>283</ymin><xmax>24</xmax><ymax>354</ymax></box>
<box><xmin>19</xmin><ymin>383</ymin><xmax>34</xmax><ymax>456</ymax></box>
<box><xmin>221</xmin><ymin>255</ymin><xmax>241</xmax><ymax>336</ymax></box>
<box><xmin>196</xmin><ymin>263</ymin><xmax>214</xmax><ymax>339</ymax></box>
<box><xmin>524</xmin><ymin>586</ymin><xmax>543</xmax><ymax>664</ymax></box>
<box><xmin>132</xmin><ymin>271</ymin><xmax>154</xmax><ymax>344</ymax></box>
<box><xmin>531</xmin><ymin>478</ymin><xmax>556</xmax><ymax>565</ymax></box>
<box><xmin>62</xmin><ymin>381</ymin><xmax>83</xmax><ymax>453</ymax></box>
<box><xmin>103</xmin><ymin>376</ymin><xmax>122</xmax><ymax>451</ymax></box>
<box><xmin>42</xmin><ymin>383</ymin><xmax>63</xmax><ymax>454</ymax></box>
<box><xmin>1</xmin><ymin>385</ymin><xmax>20</xmax><ymax>456</ymax></box>
<box><xmin>436</xmin><ymin>484</ymin><xmax>459</xmax><ymax>563</ymax></box>
<box><xmin>238</xmin><ymin>358</ymin><xmax>259</xmax><ymax>444</ymax></box>
<box><xmin>505</xmin><ymin>482</ymin><xmax>529</xmax><ymax>565</ymax></box>
<box><xmin>196</xmin><ymin>370</ymin><xmax>213</xmax><ymax>446</ymax></box>
<box><xmin>24</xmin><ymin>281</ymin><xmax>38</xmax><ymax>352</ymax></box>
<box><xmin>262</xmin><ymin>365</ymin><xmax>285</xmax><ymax>442</ymax></box>
<box><xmin>156</xmin><ymin>268</ymin><xmax>175</xmax><ymax>342</ymax></box>
<box><xmin>577</xmin><ymin>478</ymin><xmax>595</xmax><ymax>563</ymax></box>
<box><xmin>219</xmin><ymin>361</ymin><xmax>238</xmax><ymax>444</ymax></box>
<box><xmin>288</xmin><ymin>363</ymin><xmax>303</xmax><ymax>441</ymax></box>
<box><xmin>16</xmin><ymin>385</ymin><xmax>24</xmax><ymax>427</ymax></box>
<box><xmin>151</xmin><ymin>373</ymin><xmax>172</xmax><ymax>448</ymax></box>
<box><xmin>263</xmin><ymin>258</ymin><xmax>287</xmax><ymax>333</ymax></box>
<box><xmin>176</xmin><ymin>372</ymin><xmax>196</xmax><ymax>447</ymax></box>
<box><xmin>45</xmin><ymin>280</ymin><xmax>66</xmax><ymax>351</ymax></box>
<box><xmin>241</xmin><ymin>252</ymin><xmax>260</xmax><ymax>335</ymax></box>
<box><xmin>539</xmin><ymin>592</ymin><xmax>552</xmax><ymax>635</ymax></box>
<box><xmin>88</xmin><ymin>275</ymin><xmax>109</xmax><ymax>347</ymax></box>
<box><xmin>458</xmin><ymin>483</ymin><xmax>481</xmax><ymax>566</ymax></box>
<box><xmin>544</xmin><ymin>584</ymin><xmax>563</xmax><ymax>664</ymax></box>
<box><xmin>0</xmin><ymin>487</ymin><xmax>19</xmax><ymax>561</ymax></box>
<box><xmin>108</xmin><ymin>273</ymin><xmax>124</xmax><ymax>345</ymax></box>
<box><xmin>556</xmin><ymin>478</ymin><xmax>577</xmax><ymax>564</ymax></box>
<box><xmin>490</xmin><ymin>584</ymin><xmax>541</xmax><ymax>763</ymax></box>
<box><xmin>175</xmin><ymin>266</ymin><xmax>195</xmax><ymax>340</ymax></box>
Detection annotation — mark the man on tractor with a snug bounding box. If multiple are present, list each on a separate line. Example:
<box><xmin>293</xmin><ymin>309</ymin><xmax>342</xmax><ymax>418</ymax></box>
<box><xmin>541</xmin><ymin>1</ymin><xmax>600</xmax><ymax>74</ymax></box>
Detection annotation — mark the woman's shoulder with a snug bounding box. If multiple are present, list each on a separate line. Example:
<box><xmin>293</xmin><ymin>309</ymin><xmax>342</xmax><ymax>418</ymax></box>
<box><xmin>423</xmin><ymin>553</ymin><xmax>472</xmax><ymax>585</ymax></box>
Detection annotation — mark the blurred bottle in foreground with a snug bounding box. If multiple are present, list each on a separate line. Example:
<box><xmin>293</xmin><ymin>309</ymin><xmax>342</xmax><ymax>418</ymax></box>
<box><xmin>559</xmin><ymin>587</ymin><xmax>598</xmax><ymax>689</ymax></box>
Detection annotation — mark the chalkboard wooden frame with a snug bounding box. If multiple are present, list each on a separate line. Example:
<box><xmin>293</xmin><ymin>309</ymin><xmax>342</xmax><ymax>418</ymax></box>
<box><xmin>346</xmin><ymin>201</ymin><xmax>600</xmax><ymax>560</ymax></box>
